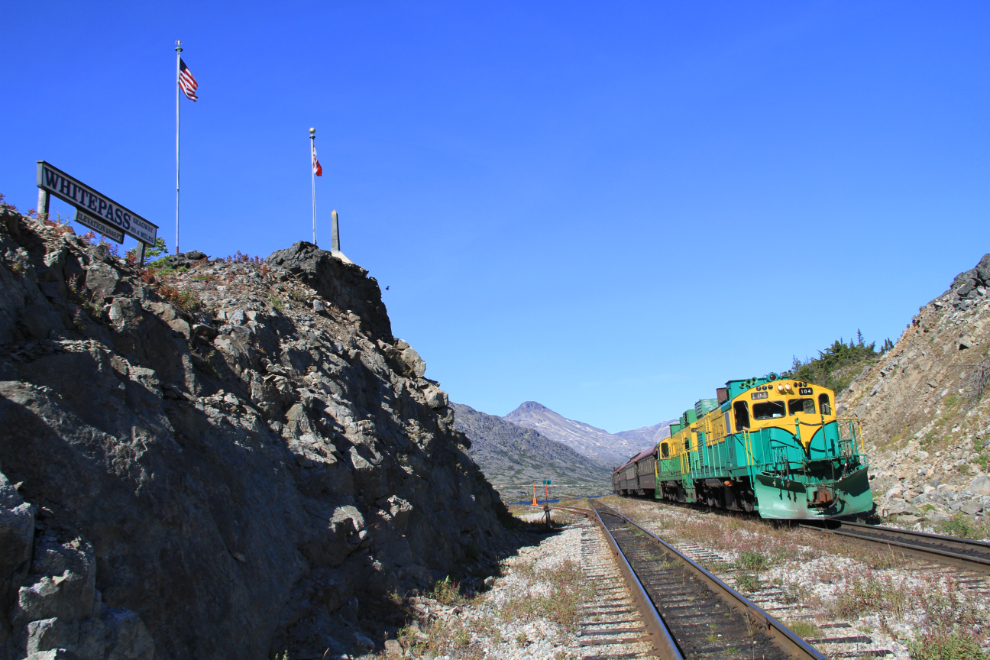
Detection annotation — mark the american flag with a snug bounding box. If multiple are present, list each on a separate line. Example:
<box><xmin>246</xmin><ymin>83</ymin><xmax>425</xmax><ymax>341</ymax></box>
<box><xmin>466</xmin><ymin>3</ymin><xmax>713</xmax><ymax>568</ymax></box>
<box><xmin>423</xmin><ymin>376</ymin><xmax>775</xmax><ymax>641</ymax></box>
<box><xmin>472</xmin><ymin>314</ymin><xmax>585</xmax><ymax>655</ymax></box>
<box><xmin>178</xmin><ymin>59</ymin><xmax>198</xmax><ymax>102</ymax></box>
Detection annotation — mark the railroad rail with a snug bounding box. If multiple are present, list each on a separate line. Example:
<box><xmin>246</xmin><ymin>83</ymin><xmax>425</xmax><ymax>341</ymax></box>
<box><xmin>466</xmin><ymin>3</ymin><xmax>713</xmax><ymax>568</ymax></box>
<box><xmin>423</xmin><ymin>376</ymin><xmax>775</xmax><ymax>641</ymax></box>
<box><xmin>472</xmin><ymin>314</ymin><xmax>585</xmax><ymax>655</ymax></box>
<box><xmin>801</xmin><ymin>519</ymin><xmax>990</xmax><ymax>575</ymax></box>
<box><xmin>584</xmin><ymin>501</ymin><xmax>827</xmax><ymax>660</ymax></box>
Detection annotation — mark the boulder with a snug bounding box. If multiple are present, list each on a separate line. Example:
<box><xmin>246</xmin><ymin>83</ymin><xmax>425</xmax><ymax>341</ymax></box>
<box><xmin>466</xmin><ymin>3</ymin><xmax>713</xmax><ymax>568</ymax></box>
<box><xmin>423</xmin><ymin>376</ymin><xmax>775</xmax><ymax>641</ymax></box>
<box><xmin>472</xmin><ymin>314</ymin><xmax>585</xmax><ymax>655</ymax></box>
<box><xmin>967</xmin><ymin>476</ymin><xmax>990</xmax><ymax>496</ymax></box>
<box><xmin>400</xmin><ymin>347</ymin><xmax>427</xmax><ymax>378</ymax></box>
<box><xmin>959</xmin><ymin>500</ymin><xmax>983</xmax><ymax>515</ymax></box>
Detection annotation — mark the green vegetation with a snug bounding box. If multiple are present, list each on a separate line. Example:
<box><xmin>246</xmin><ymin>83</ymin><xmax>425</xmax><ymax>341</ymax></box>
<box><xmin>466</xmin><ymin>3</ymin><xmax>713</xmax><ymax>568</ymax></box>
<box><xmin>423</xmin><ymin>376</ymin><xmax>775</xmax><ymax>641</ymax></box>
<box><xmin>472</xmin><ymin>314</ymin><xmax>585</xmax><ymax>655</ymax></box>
<box><xmin>736</xmin><ymin>550</ymin><xmax>768</xmax><ymax>572</ymax></box>
<box><xmin>429</xmin><ymin>576</ymin><xmax>464</xmax><ymax>606</ymax></box>
<box><xmin>909</xmin><ymin>630</ymin><xmax>990</xmax><ymax>660</ymax></box>
<box><xmin>735</xmin><ymin>573</ymin><xmax>760</xmax><ymax>591</ymax></box>
<box><xmin>937</xmin><ymin>514</ymin><xmax>990</xmax><ymax>540</ymax></box>
<box><xmin>785</xmin><ymin>620</ymin><xmax>821</xmax><ymax>640</ymax></box>
<box><xmin>785</xmin><ymin>331</ymin><xmax>889</xmax><ymax>394</ymax></box>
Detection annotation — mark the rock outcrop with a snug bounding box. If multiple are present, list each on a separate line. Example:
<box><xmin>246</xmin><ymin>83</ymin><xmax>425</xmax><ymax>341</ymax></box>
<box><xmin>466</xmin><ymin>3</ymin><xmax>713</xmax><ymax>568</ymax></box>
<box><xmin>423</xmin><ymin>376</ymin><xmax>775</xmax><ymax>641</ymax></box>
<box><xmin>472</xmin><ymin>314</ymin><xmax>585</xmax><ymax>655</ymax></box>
<box><xmin>839</xmin><ymin>254</ymin><xmax>990</xmax><ymax>527</ymax></box>
<box><xmin>0</xmin><ymin>208</ymin><xmax>509</xmax><ymax>659</ymax></box>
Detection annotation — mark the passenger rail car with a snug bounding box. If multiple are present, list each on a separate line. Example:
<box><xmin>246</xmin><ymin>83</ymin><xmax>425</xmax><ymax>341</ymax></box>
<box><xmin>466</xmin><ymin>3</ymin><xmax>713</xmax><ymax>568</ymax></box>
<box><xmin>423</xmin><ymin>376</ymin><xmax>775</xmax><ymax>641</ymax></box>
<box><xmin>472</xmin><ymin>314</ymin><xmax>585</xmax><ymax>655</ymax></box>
<box><xmin>612</xmin><ymin>448</ymin><xmax>656</xmax><ymax>497</ymax></box>
<box><xmin>613</xmin><ymin>373</ymin><xmax>873</xmax><ymax>520</ymax></box>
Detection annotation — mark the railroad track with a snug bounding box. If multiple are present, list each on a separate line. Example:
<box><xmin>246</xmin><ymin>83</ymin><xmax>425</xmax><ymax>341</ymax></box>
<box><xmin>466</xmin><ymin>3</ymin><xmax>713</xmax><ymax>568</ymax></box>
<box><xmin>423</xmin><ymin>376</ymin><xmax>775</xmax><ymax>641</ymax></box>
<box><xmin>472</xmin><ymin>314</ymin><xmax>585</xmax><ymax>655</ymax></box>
<box><xmin>575</xmin><ymin>501</ymin><xmax>827</xmax><ymax>660</ymax></box>
<box><xmin>800</xmin><ymin>520</ymin><xmax>990</xmax><ymax>575</ymax></box>
<box><xmin>616</xmin><ymin>493</ymin><xmax>990</xmax><ymax>576</ymax></box>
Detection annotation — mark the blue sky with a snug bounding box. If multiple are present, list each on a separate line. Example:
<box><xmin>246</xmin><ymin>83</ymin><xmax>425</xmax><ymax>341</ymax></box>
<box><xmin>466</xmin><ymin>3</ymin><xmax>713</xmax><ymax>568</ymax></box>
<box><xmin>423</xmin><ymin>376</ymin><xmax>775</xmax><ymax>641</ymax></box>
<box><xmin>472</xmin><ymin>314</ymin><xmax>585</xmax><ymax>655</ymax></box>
<box><xmin>3</xmin><ymin>1</ymin><xmax>989</xmax><ymax>433</ymax></box>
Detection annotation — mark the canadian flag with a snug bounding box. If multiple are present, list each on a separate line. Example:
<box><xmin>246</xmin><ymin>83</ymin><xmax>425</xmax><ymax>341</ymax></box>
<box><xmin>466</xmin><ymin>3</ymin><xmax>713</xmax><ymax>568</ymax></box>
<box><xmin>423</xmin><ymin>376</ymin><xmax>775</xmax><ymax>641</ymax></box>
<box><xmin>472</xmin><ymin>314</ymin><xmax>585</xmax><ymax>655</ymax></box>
<box><xmin>312</xmin><ymin>140</ymin><xmax>323</xmax><ymax>177</ymax></box>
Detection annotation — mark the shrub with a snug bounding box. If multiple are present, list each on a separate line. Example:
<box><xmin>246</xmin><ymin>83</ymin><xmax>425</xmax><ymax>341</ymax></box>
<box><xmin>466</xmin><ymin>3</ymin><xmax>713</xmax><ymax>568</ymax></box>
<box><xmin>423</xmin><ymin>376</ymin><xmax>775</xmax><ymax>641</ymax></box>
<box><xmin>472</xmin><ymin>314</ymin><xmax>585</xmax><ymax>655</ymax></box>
<box><xmin>736</xmin><ymin>550</ymin><xmax>768</xmax><ymax>572</ymax></box>
<box><xmin>909</xmin><ymin>630</ymin><xmax>989</xmax><ymax>660</ymax></box>
<box><xmin>784</xmin><ymin>331</ymin><xmax>884</xmax><ymax>393</ymax></box>
<box><xmin>429</xmin><ymin>576</ymin><xmax>463</xmax><ymax>606</ymax></box>
<box><xmin>158</xmin><ymin>284</ymin><xmax>200</xmax><ymax>312</ymax></box>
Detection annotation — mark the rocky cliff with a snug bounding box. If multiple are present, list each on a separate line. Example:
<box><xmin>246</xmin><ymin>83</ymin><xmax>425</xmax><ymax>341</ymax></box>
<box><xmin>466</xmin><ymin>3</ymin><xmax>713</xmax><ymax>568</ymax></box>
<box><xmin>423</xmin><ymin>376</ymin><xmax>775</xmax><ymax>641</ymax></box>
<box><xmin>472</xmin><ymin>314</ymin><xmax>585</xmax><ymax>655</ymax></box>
<box><xmin>839</xmin><ymin>254</ymin><xmax>990</xmax><ymax>529</ymax></box>
<box><xmin>0</xmin><ymin>207</ymin><xmax>510</xmax><ymax>660</ymax></box>
<box><xmin>451</xmin><ymin>402</ymin><xmax>611</xmax><ymax>500</ymax></box>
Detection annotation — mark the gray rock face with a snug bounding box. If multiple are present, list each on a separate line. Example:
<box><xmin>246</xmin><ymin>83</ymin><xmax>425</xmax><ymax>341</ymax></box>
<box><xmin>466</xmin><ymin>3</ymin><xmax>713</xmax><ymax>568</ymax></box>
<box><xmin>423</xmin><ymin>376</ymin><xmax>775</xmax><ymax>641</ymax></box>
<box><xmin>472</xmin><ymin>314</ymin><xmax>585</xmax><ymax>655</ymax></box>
<box><xmin>839</xmin><ymin>252</ymin><xmax>990</xmax><ymax>524</ymax></box>
<box><xmin>0</xmin><ymin>213</ymin><xmax>510</xmax><ymax>659</ymax></box>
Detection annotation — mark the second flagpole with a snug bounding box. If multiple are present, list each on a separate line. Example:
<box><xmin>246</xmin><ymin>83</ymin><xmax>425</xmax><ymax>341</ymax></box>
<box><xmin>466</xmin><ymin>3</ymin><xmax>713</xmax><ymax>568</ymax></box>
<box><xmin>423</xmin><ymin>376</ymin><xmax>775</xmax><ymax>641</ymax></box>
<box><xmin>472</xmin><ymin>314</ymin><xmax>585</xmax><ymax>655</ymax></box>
<box><xmin>310</xmin><ymin>127</ymin><xmax>317</xmax><ymax>245</ymax></box>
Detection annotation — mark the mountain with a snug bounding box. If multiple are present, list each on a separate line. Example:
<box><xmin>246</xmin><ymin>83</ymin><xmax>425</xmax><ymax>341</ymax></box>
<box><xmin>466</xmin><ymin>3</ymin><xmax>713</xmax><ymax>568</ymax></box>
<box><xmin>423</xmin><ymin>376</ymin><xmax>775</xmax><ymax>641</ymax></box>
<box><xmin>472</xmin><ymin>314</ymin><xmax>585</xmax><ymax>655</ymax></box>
<box><xmin>614</xmin><ymin>420</ymin><xmax>676</xmax><ymax>447</ymax></box>
<box><xmin>451</xmin><ymin>402</ymin><xmax>612</xmax><ymax>500</ymax></box>
<box><xmin>838</xmin><ymin>254</ymin><xmax>990</xmax><ymax>528</ymax></box>
<box><xmin>0</xmin><ymin>205</ymin><xmax>511</xmax><ymax>659</ymax></box>
<box><xmin>503</xmin><ymin>401</ymin><xmax>656</xmax><ymax>467</ymax></box>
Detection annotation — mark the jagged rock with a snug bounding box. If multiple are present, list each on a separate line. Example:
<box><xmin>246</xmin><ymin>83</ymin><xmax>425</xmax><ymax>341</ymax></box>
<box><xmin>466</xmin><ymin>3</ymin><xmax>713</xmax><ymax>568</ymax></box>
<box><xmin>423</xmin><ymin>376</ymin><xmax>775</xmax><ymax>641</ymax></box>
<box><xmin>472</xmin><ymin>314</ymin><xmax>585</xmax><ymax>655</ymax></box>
<box><xmin>84</xmin><ymin>263</ymin><xmax>118</xmax><ymax>299</ymax></box>
<box><xmin>266</xmin><ymin>241</ymin><xmax>391</xmax><ymax>341</ymax></box>
<box><xmin>399</xmin><ymin>347</ymin><xmax>427</xmax><ymax>378</ymax></box>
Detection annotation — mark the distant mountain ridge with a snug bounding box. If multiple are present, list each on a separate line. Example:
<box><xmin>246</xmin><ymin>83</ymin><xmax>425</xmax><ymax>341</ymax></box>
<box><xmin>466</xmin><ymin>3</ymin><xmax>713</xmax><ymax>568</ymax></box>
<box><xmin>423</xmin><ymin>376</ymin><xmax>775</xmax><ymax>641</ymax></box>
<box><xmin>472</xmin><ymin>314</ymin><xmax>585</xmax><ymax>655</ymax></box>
<box><xmin>451</xmin><ymin>402</ymin><xmax>611</xmax><ymax>499</ymax></box>
<box><xmin>615</xmin><ymin>421</ymin><xmax>675</xmax><ymax>447</ymax></box>
<box><xmin>503</xmin><ymin>401</ymin><xmax>661</xmax><ymax>467</ymax></box>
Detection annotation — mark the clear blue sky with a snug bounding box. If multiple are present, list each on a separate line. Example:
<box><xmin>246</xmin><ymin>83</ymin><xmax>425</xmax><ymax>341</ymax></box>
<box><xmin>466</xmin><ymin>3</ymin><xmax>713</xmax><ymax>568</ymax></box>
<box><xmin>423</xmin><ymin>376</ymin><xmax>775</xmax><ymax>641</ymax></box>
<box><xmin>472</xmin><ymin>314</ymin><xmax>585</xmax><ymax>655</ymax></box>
<box><xmin>3</xmin><ymin>2</ymin><xmax>988</xmax><ymax>433</ymax></box>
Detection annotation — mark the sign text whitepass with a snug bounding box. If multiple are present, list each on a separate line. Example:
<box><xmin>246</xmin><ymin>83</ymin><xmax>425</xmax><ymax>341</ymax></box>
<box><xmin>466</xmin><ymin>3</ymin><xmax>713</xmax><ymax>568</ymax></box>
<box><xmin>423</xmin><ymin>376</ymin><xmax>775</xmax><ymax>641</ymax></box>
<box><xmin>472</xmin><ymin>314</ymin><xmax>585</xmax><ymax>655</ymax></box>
<box><xmin>36</xmin><ymin>162</ymin><xmax>157</xmax><ymax>245</ymax></box>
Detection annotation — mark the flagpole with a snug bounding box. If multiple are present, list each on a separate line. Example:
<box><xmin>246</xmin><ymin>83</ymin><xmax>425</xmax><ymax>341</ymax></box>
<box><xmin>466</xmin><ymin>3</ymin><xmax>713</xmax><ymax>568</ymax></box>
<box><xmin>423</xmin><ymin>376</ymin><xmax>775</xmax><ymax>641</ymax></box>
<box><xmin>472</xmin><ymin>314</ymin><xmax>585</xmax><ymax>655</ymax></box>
<box><xmin>310</xmin><ymin>127</ymin><xmax>317</xmax><ymax>245</ymax></box>
<box><xmin>175</xmin><ymin>41</ymin><xmax>182</xmax><ymax>256</ymax></box>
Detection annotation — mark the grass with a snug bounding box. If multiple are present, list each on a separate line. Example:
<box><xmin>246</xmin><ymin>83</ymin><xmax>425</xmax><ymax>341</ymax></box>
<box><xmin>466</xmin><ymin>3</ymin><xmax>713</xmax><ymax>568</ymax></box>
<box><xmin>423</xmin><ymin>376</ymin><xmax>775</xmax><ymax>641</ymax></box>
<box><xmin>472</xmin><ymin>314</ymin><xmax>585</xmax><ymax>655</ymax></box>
<box><xmin>735</xmin><ymin>573</ymin><xmax>760</xmax><ymax>592</ymax></box>
<box><xmin>829</xmin><ymin>572</ymin><xmax>910</xmax><ymax>619</ymax></box>
<box><xmin>937</xmin><ymin>514</ymin><xmax>990</xmax><ymax>540</ymax></box>
<box><xmin>396</xmin><ymin>552</ymin><xmax>593</xmax><ymax>658</ymax></box>
<box><xmin>785</xmin><ymin>620</ymin><xmax>821</xmax><ymax>639</ymax></box>
<box><xmin>498</xmin><ymin>559</ymin><xmax>592</xmax><ymax>631</ymax></box>
<box><xmin>736</xmin><ymin>549</ymin><xmax>768</xmax><ymax>572</ymax></box>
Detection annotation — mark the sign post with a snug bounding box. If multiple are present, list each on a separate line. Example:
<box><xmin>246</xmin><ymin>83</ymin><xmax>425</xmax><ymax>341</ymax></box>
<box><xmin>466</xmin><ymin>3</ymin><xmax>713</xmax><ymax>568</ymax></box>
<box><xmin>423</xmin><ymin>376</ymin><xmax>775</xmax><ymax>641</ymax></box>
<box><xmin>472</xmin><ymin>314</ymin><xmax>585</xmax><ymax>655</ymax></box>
<box><xmin>542</xmin><ymin>479</ymin><xmax>552</xmax><ymax>528</ymax></box>
<box><xmin>36</xmin><ymin>161</ymin><xmax>158</xmax><ymax>258</ymax></box>
<box><xmin>37</xmin><ymin>188</ymin><xmax>50</xmax><ymax>222</ymax></box>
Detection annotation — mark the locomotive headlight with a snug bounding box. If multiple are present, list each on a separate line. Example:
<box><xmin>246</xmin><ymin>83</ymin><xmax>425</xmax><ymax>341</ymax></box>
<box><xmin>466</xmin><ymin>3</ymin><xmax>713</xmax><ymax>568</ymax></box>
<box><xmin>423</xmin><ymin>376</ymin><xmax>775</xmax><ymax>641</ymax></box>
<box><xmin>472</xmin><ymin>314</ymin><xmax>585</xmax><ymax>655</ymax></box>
<box><xmin>776</xmin><ymin>384</ymin><xmax>785</xmax><ymax>393</ymax></box>
<box><xmin>784</xmin><ymin>383</ymin><xmax>793</xmax><ymax>392</ymax></box>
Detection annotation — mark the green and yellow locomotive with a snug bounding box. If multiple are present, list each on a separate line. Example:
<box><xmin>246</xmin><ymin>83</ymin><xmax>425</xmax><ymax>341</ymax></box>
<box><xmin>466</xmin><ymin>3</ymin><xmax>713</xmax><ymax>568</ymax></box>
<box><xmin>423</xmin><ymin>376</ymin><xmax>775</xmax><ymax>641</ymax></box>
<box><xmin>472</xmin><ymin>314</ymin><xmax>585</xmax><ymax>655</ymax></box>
<box><xmin>612</xmin><ymin>373</ymin><xmax>873</xmax><ymax>520</ymax></box>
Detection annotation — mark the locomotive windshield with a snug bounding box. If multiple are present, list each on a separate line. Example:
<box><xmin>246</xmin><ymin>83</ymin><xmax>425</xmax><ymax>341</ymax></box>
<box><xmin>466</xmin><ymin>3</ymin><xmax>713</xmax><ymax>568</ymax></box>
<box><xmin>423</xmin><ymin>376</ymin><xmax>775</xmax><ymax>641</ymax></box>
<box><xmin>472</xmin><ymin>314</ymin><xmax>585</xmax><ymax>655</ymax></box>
<box><xmin>753</xmin><ymin>400</ymin><xmax>786</xmax><ymax>420</ymax></box>
<box><xmin>788</xmin><ymin>398</ymin><xmax>816</xmax><ymax>415</ymax></box>
<box><xmin>819</xmin><ymin>393</ymin><xmax>832</xmax><ymax>415</ymax></box>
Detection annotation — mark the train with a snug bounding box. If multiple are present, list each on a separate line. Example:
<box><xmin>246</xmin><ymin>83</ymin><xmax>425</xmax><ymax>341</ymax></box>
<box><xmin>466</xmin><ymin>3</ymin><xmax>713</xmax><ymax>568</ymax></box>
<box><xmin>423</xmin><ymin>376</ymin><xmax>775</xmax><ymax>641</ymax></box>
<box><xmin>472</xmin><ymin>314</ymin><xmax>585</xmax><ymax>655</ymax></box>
<box><xmin>612</xmin><ymin>373</ymin><xmax>873</xmax><ymax>520</ymax></box>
